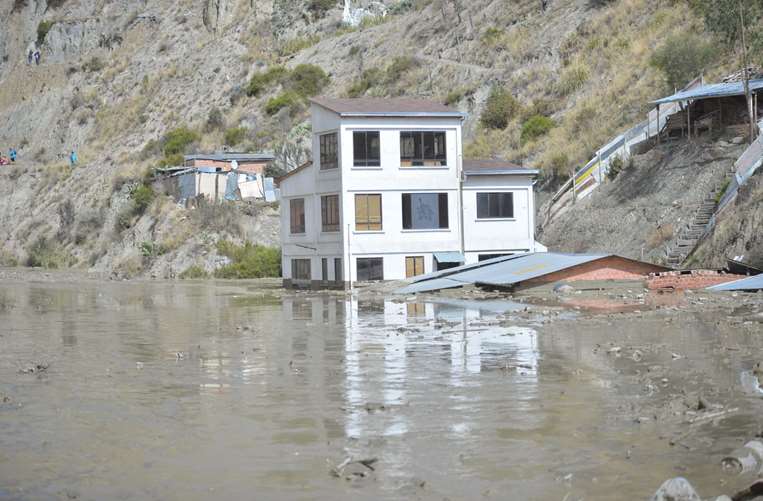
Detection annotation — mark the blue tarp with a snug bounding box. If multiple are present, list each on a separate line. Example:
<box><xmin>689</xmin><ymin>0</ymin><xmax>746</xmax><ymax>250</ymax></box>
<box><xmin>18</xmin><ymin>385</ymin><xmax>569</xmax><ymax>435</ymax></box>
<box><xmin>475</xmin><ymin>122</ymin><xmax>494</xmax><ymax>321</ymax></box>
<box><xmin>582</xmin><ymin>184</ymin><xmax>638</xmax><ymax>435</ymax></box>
<box><xmin>653</xmin><ymin>79</ymin><xmax>763</xmax><ymax>105</ymax></box>
<box><xmin>707</xmin><ymin>274</ymin><xmax>763</xmax><ymax>292</ymax></box>
<box><xmin>224</xmin><ymin>171</ymin><xmax>240</xmax><ymax>201</ymax></box>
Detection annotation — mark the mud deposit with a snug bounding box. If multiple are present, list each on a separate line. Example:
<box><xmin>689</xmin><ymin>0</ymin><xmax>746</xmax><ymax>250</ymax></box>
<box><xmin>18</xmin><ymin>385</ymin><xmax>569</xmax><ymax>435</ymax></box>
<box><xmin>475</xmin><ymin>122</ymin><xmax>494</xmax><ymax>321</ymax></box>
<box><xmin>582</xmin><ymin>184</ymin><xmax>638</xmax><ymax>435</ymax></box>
<box><xmin>1</xmin><ymin>277</ymin><xmax>762</xmax><ymax>500</ymax></box>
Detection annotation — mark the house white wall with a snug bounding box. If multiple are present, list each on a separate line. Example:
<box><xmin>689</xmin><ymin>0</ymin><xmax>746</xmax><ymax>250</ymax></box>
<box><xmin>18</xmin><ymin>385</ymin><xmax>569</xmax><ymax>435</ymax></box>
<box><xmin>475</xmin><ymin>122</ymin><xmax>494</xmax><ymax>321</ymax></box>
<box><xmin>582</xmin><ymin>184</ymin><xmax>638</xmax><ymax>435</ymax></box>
<box><xmin>279</xmin><ymin>103</ymin><xmax>539</xmax><ymax>285</ymax></box>
<box><xmin>462</xmin><ymin>174</ymin><xmax>537</xmax><ymax>263</ymax></box>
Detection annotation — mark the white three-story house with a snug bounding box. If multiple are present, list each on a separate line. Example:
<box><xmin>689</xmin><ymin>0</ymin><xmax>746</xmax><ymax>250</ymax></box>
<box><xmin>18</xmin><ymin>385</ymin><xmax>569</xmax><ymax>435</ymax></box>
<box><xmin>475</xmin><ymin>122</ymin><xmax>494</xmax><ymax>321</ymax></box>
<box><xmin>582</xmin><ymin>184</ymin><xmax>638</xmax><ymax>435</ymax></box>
<box><xmin>278</xmin><ymin>97</ymin><xmax>544</xmax><ymax>288</ymax></box>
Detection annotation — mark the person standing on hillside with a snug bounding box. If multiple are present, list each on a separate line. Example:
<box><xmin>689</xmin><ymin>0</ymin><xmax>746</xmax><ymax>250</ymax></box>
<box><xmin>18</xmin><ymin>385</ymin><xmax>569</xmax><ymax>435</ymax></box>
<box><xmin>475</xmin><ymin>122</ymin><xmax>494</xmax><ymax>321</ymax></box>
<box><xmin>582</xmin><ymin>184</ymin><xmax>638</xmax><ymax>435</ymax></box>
<box><xmin>69</xmin><ymin>150</ymin><xmax>77</xmax><ymax>167</ymax></box>
<box><xmin>9</xmin><ymin>148</ymin><xmax>17</xmax><ymax>163</ymax></box>
<box><xmin>27</xmin><ymin>50</ymin><xmax>33</xmax><ymax>65</ymax></box>
<box><xmin>33</xmin><ymin>50</ymin><xmax>40</xmax><ymax>65</ymax></box>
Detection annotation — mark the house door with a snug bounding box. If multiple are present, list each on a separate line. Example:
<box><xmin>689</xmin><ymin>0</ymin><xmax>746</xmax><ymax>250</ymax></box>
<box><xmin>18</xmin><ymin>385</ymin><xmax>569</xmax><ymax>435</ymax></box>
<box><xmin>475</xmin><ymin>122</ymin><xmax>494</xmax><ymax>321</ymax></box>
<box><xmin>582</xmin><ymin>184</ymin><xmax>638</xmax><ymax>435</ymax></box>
<box><xmin>405</xmin><ymin>256</ymin><xmax>425</xmax><ymax>278</ymax></box>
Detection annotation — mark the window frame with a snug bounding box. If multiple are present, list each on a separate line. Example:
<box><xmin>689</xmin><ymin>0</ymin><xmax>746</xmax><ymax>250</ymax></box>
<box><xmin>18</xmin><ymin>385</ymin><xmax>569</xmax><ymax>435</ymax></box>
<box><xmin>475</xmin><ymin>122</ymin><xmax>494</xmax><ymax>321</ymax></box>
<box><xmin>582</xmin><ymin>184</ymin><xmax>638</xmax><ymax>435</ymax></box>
<box><xmin>289</xmin><ymin>198</ymin><xmax>306</xmax><ymax>234</ymax></box>
<box><xmin>354</xmin><ymin>194</ymin><xmax>383</xmax><ymax>232</ymax></box>
<box><xmin>401</xmin><ymin>192</ymin><xmax>449</xmax><ymax>230</ymax></box>
<box><xmin>400</xmin><ymin>131</ymin><xmax>447</xmax><ymax>167</ymax></box>
<box><xmin>405</xmin><ymin>256</ymin><xmax>425</xmax><ymax>278</ymax></box>
<box><xmin>352</xmin><ymin>131</ymin><xmax>381</xmax><ymax>168</ymax></box>
<box><xmin>291</xmin><ymin>258</ymin><xmax>311</xmax><ymax>280</ymax></box>
<box><xmin>476</xmin><ymin>192</ymin><xmax>515</xmax><ymax>220</ymax></box>
<box><xmin>321</xmin><ymin>194</ymin><xmax>340</xmax><ymax>233</ymax></box>
<box><xmin>356</xmin><ymin>257</ymin><xmax>384</xmax><ymax>281</ymax></box>
<box><xmin>319</xmin><ymin>132</ymin><xmax>338</xmax><ymax>170</ymax></box>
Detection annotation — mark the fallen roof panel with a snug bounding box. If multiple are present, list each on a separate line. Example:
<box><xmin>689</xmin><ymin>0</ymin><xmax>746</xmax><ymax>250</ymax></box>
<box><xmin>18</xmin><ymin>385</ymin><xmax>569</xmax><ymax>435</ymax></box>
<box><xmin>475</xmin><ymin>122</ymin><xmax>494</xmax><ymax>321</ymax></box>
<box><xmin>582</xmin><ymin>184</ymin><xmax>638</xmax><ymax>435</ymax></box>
<box><xmin>653</xmin><ymin>79</ymin><xmax>763</xmax><ymax>105</ymax></box>
<box><xmin>707</xmin><ymin>274</ymin><xmax>763</xmax><ymax>292</ymax></box>
<box><xmin>453</xmin><ymin>253</ymin><xmax>607</xmax><ymax>287</ymax></box>
<box><xmin>433</xmin><ymin>251</ymin><xmax>465</xmax><ymax>264</ymax></box>
<box><xmin>396</xmin><ymin>277</ymin><xmax>470</xmax><ymax>294</ymax></box>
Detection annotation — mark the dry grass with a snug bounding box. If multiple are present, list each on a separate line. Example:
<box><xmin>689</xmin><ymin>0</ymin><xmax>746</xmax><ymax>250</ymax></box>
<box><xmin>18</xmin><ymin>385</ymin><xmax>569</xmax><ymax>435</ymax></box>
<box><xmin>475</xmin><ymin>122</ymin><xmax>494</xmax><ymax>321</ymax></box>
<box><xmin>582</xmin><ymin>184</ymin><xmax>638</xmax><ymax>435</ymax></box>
<box><xmin>646</xmin><ymin>224</ymin><xmax>674</xmax><ymax>250</ymax></box>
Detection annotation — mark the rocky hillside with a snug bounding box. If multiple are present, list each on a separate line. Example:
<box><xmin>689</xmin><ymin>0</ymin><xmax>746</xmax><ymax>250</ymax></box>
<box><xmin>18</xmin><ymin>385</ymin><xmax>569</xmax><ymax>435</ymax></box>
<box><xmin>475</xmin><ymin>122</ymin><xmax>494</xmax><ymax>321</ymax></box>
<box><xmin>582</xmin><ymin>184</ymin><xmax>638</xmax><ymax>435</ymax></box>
<box><xmin>0</xmin><ymin>0</ymin><xmax>757</xmax><ymax>276</ymax></box>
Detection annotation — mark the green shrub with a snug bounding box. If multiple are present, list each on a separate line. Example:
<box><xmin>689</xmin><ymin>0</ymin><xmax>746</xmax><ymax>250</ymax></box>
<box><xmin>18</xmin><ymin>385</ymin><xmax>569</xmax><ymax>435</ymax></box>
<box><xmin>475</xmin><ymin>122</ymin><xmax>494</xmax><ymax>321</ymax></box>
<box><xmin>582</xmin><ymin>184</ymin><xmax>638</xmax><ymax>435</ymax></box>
<box><xmin>520</xmin><ymin>115</ymin><xmax>555</xmax><ymax>144</ymax></box>
<box><xmin>715</xmin><ymin>178</ymin><xmax>731</xmax><ymax>204</ymax></box>
<box><xmin>162</xmin><ymin>127</ymin><xmax>199</xmax><ymax>156</ymax></box>
<box><xmin>607</xmin><ymin>155</ymin><xmax>624</xmax><ymax>180</ymax></box>
<box><xmin>158</xmin><ymin>153</ymin><xmax>184</xmax><ymax>168</ymax></box>
<box><xmin>309</xmin><ymin>0</ymin><xmax>335</xmax><ymax>17</ymax></box>
<box><xmin>214</xmin><ymin>241</ymin><xmax>281</xmax><ymax>279</ymax></box>
<box><xmin>205</xmin><ymin>107</ymin><xmax>224</xmax><ymax>131</ymax></box>
<box><xmin>289</xmin><ymin>64</ymin><xmax>329</xmax><ymax>98</ymax></box>
<box><xmin>37</xmin><ymin>20</ymin><xmax>55</xmax><ymax>46</ymax></box>
<box><xmin>265</xmin><ymin>91</ymin><xmax>300</xmax><ymax>116</ymax></box>
<box><xmin>347</xmin><ymin>67</ymin><xmax>383</xmax><ymax>97</ymax></box>
<box><xmin>139</xmin><ymin>241</ymin><xmax>167</xmax><ymax>259</ymax></box>
<box><xmin>480</xmin><ymin>86</ymin><xmax>520</xmax><ymax>130</ymax></box>
<box><xmin>25</xmin><ymin>236</ymin><xmax>72</xmax><ymax>269</ymax></box>
<box><xmin>386</xmin><ymin>56</ymin><xmax>418</xmax><ymax>81</ymax></box>
<box><xmin>246</xmin><ymin>65</ymin><xmax>288</xmax><ymax>97</ymax></box>
<box><xmin>650</xmin><ymin>32</ymin><xmax>719</xmax><ymax>89</ymax></box>
<box><xmin>224</xmin><ymin>127</ymin><xmax>248</xmax><ymax>146</ymax></box>
<box><xmin>481</xmin><ymin>26</ymin><xmax>503</xmax><ymax>46</ymax></box>
<box><xmin>278</xmin><ymin>35</ymin><xmax>321</xmax><ymax>57</ymax></box>
<box><xmin>131</xmin><ymin>184</ymin><xmax>154</xmax><ymax>215</ymax></box>
<box><xmin>82</xmin><ymin>56</ymin><xmax>105</xmax><ymax>72</ymax></box>
<box><xmin>179</xmin><ymin>265</ymin><xmax>208</xmax><ymax>279</ymax></box>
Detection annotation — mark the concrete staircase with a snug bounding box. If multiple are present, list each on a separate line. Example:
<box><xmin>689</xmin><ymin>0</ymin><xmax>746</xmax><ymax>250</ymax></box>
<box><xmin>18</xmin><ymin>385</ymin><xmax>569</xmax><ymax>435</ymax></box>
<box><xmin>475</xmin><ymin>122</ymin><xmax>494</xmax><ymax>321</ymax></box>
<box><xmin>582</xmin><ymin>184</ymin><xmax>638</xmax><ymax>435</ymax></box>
<box><xmin>665</xmin><ymin>169</ymin><xmax>735</xmax><ymax>267</ymax></box>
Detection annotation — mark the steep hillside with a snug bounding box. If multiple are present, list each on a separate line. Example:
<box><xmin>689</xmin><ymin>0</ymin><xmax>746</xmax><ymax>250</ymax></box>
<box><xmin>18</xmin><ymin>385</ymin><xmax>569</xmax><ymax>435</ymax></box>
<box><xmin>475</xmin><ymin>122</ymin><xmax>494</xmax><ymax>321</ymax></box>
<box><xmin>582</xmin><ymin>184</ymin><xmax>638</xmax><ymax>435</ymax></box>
<box><xmin>0</xmin><ymin>0</ymin><xmax>755</xmax><ymax>276</ymax></box>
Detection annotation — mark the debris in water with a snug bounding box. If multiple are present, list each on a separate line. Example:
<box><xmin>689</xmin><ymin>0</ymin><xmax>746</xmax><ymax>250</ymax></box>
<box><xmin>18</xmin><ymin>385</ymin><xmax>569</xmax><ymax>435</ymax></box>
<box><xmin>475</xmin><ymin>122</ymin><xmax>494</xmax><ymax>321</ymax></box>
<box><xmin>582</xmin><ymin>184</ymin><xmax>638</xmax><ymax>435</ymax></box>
<box><xmin>19</xmin><ymin>363</ymin><xmax>49</xmax><ymax>374</ymax></box>
<box><xmin>328</xmin><ymin>456</ymin><xmax>378</xmax><ymax>481</ymax></box>
<box><xmin>650</xmin><ymin>477</ymin><xmax>700</xmax><ymax>501</ymax></box>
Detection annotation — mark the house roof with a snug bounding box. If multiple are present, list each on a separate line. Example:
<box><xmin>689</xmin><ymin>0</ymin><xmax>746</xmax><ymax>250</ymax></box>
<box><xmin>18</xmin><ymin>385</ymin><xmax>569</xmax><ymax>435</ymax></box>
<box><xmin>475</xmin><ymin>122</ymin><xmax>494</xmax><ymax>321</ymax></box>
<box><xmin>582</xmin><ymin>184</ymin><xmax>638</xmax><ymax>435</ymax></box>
<box><xmin>310</xmin><ymin>97</ymin><xmax>466</xmax><ymax>119</ymax></box>
<box><xmin>184</xmin><ymin>152</ymin><xmax>275</xmax><ymax>162</ymax></box>
<box><xmin>653</xmin><ymin>78</ymin><xmax>763</xmax><ymax>105</ymax></box>
<box><xmin>275</xmin><ymin>161</ymin><xmax>313</xmax><ymax>185</ymax></box>
<box><xmin>707</xmin><ymin>274</ymin><xmax>763</xmax><ymax>292</ymax></box>
<box><xmin>463</xmin><ymin>159</ymin><xmax>539</xmax><ymax>176</ymax></box>
<box><xmin>397</xmin><ymin>252</ymin><xmax>671</xmax><ymax>294</ymax></box>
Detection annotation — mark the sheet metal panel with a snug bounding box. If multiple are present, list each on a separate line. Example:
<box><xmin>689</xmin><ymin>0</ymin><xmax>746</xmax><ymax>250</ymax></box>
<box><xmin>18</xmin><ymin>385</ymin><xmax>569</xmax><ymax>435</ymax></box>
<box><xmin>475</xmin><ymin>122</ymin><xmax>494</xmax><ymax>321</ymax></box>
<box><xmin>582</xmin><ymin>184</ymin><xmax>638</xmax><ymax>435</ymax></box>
<box><xmin>396</xmin><ymin>278</ymin><xmax>470</xmax><ymax>294</ymax></box>
<box><xmin>434</xmin><ymin>252</ymin><xmax>465</xmax><ymax>263</ymax></box>
<box><xmin>654</xmin><ymin>79</ymin><xmax>763</xmax><ymax>105</ymax></box>
<box><xmin>707</xmin><ymin>274</ymin><xmax>763</xmax><ymax>291</ymax></box>
<box><xmin>401</xmin><ymin>252</ymin><xmax>609</xmax><ymax>293</ymax></box>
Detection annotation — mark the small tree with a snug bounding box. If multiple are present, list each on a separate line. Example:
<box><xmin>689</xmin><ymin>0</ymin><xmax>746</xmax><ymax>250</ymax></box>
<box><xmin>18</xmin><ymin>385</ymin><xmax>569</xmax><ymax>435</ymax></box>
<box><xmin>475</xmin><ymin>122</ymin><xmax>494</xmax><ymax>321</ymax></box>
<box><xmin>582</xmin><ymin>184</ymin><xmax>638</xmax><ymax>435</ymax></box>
<box><xmin>480</xmin><ymin>86</ymin><xmax>520</xmax><ymax>130</ymax></box>
<box><xmin>650</xmin><ymin>32</ymin><xmax>718</xmax><ymax>89</ymax></box>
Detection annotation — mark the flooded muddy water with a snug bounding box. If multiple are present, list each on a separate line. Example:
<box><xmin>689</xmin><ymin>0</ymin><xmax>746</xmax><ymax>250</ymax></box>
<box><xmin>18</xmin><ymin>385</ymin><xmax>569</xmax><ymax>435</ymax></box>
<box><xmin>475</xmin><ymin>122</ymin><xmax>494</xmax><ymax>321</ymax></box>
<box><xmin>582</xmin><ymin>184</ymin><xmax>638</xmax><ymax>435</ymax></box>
<box><xmin>1</xmin><ymin>278</ymin><xmax>762</xmax><ymax>500</ymax></box>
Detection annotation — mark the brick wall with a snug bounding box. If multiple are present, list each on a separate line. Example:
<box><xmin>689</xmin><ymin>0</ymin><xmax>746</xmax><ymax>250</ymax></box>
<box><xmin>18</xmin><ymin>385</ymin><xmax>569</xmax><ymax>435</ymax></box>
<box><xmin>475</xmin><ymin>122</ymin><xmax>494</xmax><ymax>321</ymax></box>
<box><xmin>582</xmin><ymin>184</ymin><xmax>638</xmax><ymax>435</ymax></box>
<box><xmin>187</xmin><ymin>159</ymin><xmax>267</xmax><ymax>175</ymax></box>
<box><xmin>522</xmin><ymin>256</ymin><xmax>666</xmax><ymax>287</ymax></box>
<box><xmin>646</xmin><ymin>270</ymin><xmax>747</xmax><ymax>290</ymax></box>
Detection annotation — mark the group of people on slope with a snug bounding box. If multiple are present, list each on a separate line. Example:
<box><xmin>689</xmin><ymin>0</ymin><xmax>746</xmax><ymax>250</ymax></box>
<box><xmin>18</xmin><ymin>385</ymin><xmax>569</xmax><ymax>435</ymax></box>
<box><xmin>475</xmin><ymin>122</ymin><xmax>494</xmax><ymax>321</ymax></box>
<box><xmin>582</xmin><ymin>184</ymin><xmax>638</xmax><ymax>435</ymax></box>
<box><xmin>0</xmin><ymin>148</ymin><xmax>17</xmax><ymax>166</ymax></box>
<box><xmin>27</xmin><ymin>49</ymin><xmax>41</xmax><ymax>65</ymax></box>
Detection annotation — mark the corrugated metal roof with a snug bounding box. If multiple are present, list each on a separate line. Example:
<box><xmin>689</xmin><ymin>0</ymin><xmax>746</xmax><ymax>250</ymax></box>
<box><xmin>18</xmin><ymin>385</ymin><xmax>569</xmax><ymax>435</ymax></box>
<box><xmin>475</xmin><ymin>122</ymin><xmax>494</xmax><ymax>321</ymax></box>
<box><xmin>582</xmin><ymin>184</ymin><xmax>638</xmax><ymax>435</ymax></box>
<box><xmin>311</xmin><ymin>97</ymin><xmax>466</xmax><ymax>118</ymax></box>
<box><xmin>463</xmin><ymin>159</ymin><xmax>539</xmax><ymax>176</ymax></box>
<box><xmin>653</xmin><ymin>79</ymin><xmax>763</xmax><ymax>105</ymax></box>
<box><xmin>707</xmin><ymin>274</ymin><xmax>763</xmax><ymax>291</ymax></box>
<box><xmin>398</xmin><ymin>252</ymin><xmax>670</xmax><ymax>294</ymax></box>
<box><xmin>184</xmin><ymin>153</ymin><xmax>275</xmax><ymax>162</ymax></box>
<box><xmin>434</xmin><ymin>251</ymin><xmax>465</xmax><ymax>263</ymax></box>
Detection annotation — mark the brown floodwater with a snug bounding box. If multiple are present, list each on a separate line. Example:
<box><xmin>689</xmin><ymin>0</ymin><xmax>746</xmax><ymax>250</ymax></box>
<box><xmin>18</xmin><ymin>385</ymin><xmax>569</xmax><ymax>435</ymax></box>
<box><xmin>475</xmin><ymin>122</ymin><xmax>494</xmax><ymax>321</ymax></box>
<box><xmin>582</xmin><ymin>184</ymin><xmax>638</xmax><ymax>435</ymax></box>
<box><xmin>1</xmin><ymin>278</ymin><xmax>762</xmax><ymax>500</ymax></box>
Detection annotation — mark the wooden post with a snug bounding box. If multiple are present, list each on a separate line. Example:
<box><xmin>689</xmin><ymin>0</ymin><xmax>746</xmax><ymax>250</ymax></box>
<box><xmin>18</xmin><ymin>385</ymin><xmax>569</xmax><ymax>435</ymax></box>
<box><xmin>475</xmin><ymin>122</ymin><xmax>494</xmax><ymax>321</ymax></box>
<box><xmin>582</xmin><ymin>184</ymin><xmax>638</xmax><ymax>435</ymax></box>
<box><xmin>687</xmin><ymin>101</ymin><xmax>692</xmax><ymax>140</ymax></box>
<box><xmin>656</xmin><ymin>104</ymin><xmax>661</xmax><ymax>144</ymax></box>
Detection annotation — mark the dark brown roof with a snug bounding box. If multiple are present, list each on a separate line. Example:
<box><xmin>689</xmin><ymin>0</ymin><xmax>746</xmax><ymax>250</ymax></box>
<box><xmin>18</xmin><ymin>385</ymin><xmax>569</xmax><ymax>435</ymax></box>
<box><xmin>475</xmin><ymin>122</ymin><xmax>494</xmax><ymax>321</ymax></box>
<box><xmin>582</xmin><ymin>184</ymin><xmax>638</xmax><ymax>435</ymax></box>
<box><xmin>275</xmin><ymin>161</ymin><xmax>312</xmax><ymax>186</ymax></box>
<box><xmin>310</xmin><ymin>97</ymin><xmax>465</xmax><ymax>117</ymax></box>
<box><xmin>463</xmin><ymin>159</ymin><xmax>538</xmax><ymax>176</ymax></box>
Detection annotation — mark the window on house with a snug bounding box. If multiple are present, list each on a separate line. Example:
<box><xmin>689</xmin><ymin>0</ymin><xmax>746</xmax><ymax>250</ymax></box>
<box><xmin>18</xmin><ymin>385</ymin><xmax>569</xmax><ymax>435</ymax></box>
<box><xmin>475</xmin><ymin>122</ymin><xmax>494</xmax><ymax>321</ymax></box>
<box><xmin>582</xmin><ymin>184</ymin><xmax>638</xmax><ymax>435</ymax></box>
<box><xmin>290</xmin><ymin>198</ymin><xmax>306</xmax><ymax>234</ymax></box>
<box><xmin>478</xmin><ymin>253</ymin><xmax>513</xmax><ymax>262</ymax></box>
<box><xmin>334</xmin><ymin>258</ymin><xmax>343</xmax><ymax>282</ymax></box>
<box><xmin>291</xmin><ymin>259</ymin><xmax>311</xmax><ymax>280</ymax></box>
<box><xmin>321</xmin><ymin>195</ymin><xmax>340</xmax><ymax>232</ymax></box>
<box><xmin>477</xmin><ymin>192</ymin><xmax>514</xmax><ymax>219</ymax></box>
<box><xmin>400</xmin><ymin>131</ymin><xmax>446</xmax><ymax>167</ymax></box>
<box><xmin>402</xmin><ymin>193</ymin><xmax>448</xmax><ymax>230</ymax></box>
<box><xmin>405</xmin><ymin>256</ymin><xmax>425</xmax><ymax>278</ymax></box>
<box><xmin>355</xmin><ymin>194</ymin><xmax>382</xmax><ymax>231</ymax></box>
<box><xmin>320</xmin><ymin>132</ymin><xmax>338</xmax><ymax>170</ymax></box>
<box><xmin>357</xmin><ymin>258</ymin><xmax>383</xmax><ymax>281</ymax></box>
<box><xmin>321</xmin><ymin>258</ymin><xmax>328</xmax><ymax>281</ymax></box>
<box><xmin>353</xmin><ymin>131</ymin><xmax>380</xmax><ymax>167</ymax></box>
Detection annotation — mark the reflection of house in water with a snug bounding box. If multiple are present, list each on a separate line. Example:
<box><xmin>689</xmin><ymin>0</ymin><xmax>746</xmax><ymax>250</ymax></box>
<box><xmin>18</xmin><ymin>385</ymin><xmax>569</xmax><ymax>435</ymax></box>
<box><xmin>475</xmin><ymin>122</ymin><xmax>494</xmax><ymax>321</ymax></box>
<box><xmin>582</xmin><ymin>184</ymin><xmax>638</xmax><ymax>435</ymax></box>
<box><xmin>341</xmin><ymin>298</ymin><xmax>540</xmax><ymax>439</ymax></box>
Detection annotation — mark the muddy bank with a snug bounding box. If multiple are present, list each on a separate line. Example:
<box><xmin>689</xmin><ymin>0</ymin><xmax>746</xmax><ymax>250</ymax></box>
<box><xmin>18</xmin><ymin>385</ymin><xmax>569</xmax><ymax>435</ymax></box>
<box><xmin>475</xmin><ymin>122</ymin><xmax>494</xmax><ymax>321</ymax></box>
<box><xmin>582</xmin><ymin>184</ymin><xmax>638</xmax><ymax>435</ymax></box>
<box><xmin>0</xmin><ymin>277</ymin><xmax>761</xmax><ymax>500</ymax></box>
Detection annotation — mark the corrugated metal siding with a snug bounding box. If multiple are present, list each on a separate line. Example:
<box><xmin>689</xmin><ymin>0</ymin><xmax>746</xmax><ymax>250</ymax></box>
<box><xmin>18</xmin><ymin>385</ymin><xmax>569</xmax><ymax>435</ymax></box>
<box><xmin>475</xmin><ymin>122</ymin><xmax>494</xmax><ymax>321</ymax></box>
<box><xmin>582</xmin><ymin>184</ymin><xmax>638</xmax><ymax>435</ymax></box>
<box><xmin>707</xmin><ymin>274</ymin><xmax>763</xmax><ymax>291</ymax></box>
